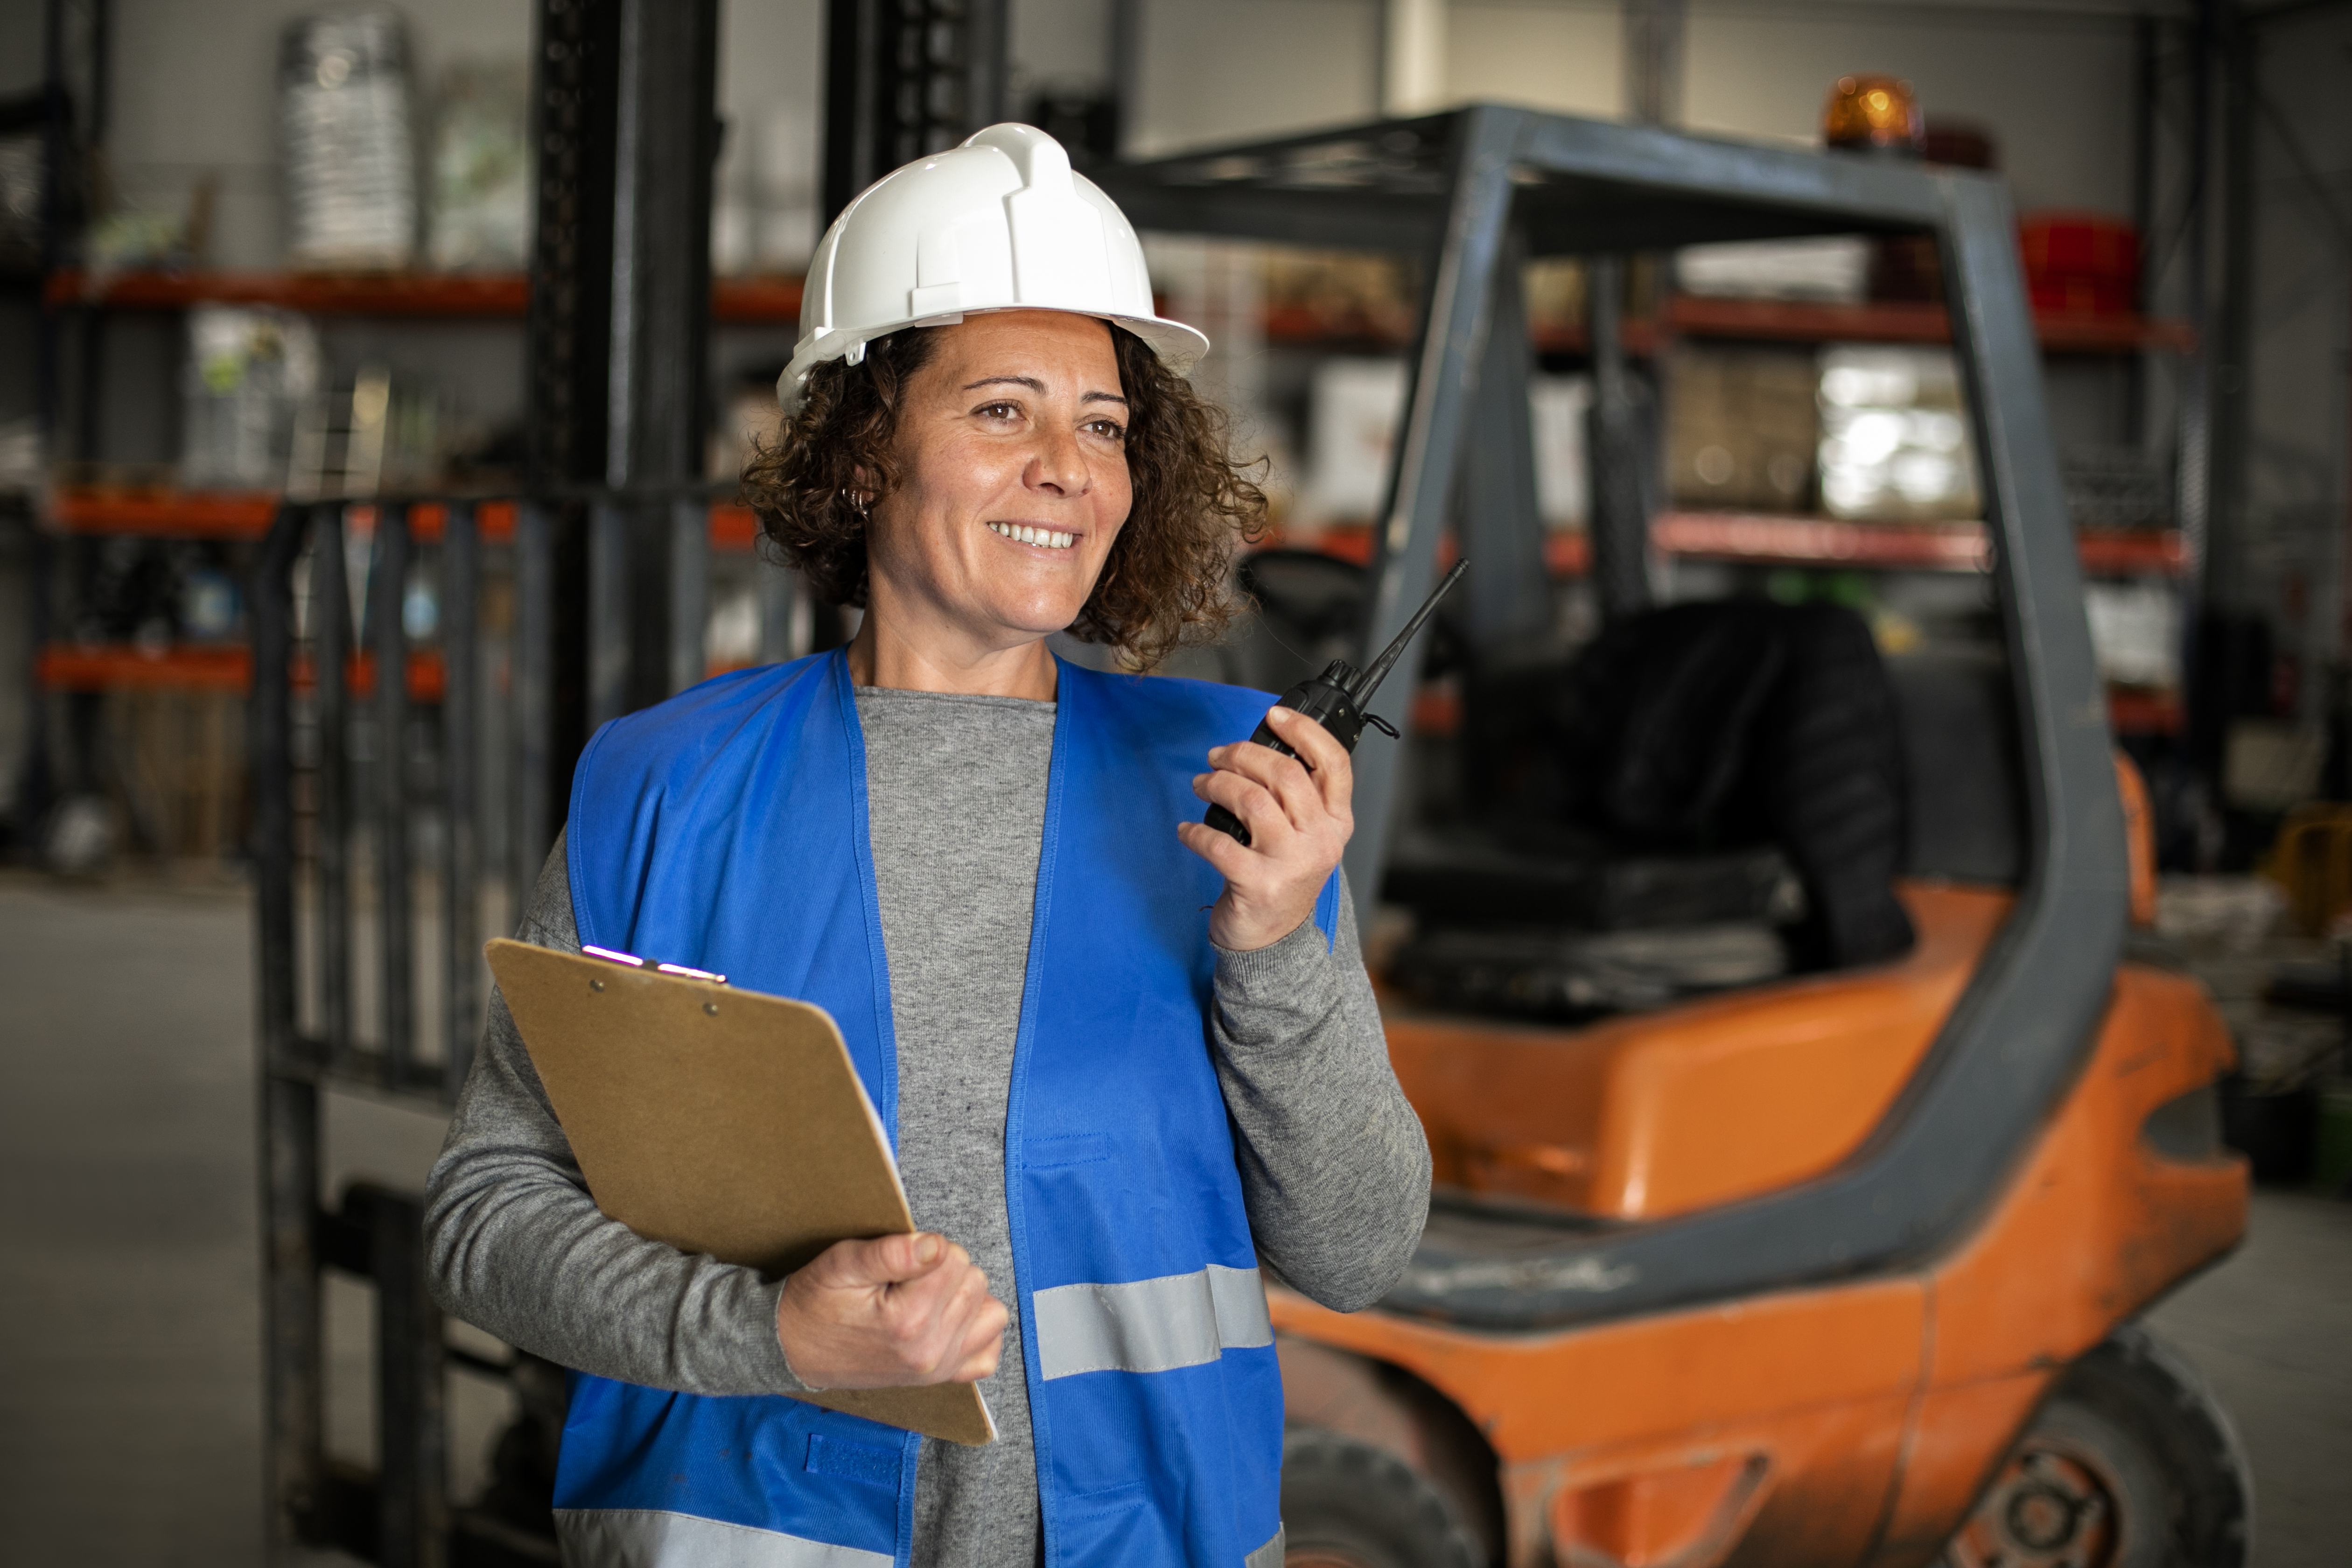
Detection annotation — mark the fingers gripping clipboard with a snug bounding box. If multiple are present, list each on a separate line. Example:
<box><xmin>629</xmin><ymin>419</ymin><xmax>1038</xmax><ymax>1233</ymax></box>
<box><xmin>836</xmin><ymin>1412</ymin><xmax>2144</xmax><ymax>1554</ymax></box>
<box><xmin>483</xmin><ymin>938</ymin><xmax>997</xmax><ymax>1446</ymax></box>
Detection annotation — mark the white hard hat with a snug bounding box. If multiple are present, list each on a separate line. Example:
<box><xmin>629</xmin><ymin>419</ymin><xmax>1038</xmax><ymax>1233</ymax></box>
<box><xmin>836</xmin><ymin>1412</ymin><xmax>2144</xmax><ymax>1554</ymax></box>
<box><xmin>778</xmin><ymin>123</ymin><xmax>1209</xmax><ymax>413</ymax></box>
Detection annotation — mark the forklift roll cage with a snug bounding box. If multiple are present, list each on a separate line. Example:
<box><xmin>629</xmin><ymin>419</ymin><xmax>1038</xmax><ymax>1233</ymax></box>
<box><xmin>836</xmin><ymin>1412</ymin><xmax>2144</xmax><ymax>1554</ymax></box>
<box><xmin>250</xmin><ymin>105</ymin><xmax>2127</xmax><ymax>1562</ymax></box>
<box><xmin>1102</xmin><ymin>104</ymin><xmax>2125</xmax><ymax>1328</ymax></box>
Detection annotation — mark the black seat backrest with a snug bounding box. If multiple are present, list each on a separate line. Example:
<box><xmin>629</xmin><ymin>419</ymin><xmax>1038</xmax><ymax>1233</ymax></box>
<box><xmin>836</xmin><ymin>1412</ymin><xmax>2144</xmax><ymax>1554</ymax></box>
<box><xmin>1465</xmin><ymin>600</ymin><xmax>1917</xmax><ymax>970</ymax></box>
<box><xmin>1884</xmin><ymin>650</ymin><xmax>2027</xmax><ymax>886</ymax></box>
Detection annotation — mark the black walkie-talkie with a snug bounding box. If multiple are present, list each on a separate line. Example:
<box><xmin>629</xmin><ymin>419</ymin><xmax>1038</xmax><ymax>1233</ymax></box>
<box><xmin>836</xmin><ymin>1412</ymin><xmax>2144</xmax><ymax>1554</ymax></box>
<box><xmin>1205</xmin><ymin>559</ymin><xmax>1469</xmax><ymax>847</ymax></box>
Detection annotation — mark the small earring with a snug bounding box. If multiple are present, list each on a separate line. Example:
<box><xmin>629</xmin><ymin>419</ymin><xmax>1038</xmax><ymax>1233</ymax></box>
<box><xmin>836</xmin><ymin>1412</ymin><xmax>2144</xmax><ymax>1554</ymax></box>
<box><xmin>842</xmin><ymin>488</ymin><xmax>869</xmax><ymax>518</ymax></box>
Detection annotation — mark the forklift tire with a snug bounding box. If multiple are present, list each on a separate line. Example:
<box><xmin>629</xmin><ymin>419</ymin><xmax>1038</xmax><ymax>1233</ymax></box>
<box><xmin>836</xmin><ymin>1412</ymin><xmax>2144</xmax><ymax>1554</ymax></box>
<box><xmin>1280</xmin><ymin>1426</ymin><xmax>1487</xmax><ymax>1568</ymax></box>
<box><xmin>1943</xmin><ymin>1326</ymin><xmax>2252</xmax><ymax>1568</ymax></box>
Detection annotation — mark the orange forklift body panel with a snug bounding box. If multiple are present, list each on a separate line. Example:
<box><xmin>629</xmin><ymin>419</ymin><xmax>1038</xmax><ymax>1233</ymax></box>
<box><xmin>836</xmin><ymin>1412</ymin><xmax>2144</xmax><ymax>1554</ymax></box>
<box><xmin>1387</xmin><ymin>884</ymin><xmax>2012</xmax><ymax>1220</ymax></box>
<box><xmin>1271</xmin><ymin>960</ymin><xmax>2245</xmax><ymax>1568</ymax></box>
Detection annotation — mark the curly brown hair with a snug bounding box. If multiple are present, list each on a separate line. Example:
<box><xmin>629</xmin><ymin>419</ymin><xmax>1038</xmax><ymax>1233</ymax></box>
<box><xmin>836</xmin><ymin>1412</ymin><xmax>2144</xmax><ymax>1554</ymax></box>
<box><xmin>741</xmin><ymin>320</ymin><xmax>1267</xmax><ymax>671</ymax></box>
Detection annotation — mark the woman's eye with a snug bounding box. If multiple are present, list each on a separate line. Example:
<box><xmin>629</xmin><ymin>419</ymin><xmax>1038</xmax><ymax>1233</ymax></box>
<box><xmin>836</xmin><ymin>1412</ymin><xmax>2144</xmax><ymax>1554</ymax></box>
<box><xmin>1086</xmin><ymin>418</ymin><xmax>1127</xmax><ymax>442</ymax></box>
<box><xmin>975</xmin><ymin>401</ymin><xmax>1022</xmax><ymax>421</ymax></box>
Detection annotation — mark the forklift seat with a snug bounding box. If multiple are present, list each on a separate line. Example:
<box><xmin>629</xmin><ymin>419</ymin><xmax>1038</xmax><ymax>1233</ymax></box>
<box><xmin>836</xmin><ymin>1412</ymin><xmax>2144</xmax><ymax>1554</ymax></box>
<box><xmin>1386</xmin><ymin>600</ymin><xmax>1933</xmax><ymax>1015</ymax></box>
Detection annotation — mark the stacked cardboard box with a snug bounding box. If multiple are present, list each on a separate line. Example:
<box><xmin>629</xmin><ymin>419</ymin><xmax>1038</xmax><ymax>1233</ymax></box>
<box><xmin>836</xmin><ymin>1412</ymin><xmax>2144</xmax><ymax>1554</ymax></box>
<box><xmin>1666</xmin><ymin>346</ymin><xmax>1819</xmax><ymax>512</ymax></box>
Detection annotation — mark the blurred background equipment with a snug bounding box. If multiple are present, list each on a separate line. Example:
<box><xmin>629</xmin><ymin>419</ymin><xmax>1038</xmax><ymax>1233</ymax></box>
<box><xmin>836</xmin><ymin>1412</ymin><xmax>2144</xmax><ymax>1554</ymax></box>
<box><xmin>1821</xmin><ymin>72</ymin><xmax>1924</xmax><ymax>156</ymax></box>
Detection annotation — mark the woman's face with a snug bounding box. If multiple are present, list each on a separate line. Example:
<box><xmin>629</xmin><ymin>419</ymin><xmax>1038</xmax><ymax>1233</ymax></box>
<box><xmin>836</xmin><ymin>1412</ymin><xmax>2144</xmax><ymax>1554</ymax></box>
<box><xmin>863</xmin><ymin>310</ymin><xmax>1133</xmax><ymax>654</ymax></box>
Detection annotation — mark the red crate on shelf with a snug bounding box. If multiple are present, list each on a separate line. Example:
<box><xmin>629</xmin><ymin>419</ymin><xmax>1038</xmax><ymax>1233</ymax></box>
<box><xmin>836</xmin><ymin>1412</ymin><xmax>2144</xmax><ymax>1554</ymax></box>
<box><xmin>2020</xmin><ymin>212</ymin><xmax>2139</xmax><ymax>318</ymax></box>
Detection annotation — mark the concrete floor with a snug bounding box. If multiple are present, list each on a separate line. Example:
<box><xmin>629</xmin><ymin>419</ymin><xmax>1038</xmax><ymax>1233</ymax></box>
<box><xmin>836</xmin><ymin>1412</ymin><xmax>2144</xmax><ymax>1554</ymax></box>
<box><xmin>1</xmin><ymin>873</ymin><xmax>2346</xmax><ymax>1565</ymax></box>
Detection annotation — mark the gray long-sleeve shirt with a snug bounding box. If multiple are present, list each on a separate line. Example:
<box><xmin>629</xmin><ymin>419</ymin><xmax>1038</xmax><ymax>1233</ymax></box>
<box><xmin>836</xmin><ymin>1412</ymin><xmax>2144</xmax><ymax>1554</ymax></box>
<box><xmin>426</xmin><ymin>686</ymin><xmax>1430</xmax><ymax>1566</ymax></box>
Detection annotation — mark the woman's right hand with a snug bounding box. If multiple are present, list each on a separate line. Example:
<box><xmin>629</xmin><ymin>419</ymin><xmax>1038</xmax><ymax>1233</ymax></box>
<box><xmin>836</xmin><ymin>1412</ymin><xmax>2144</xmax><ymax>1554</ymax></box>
<box><xmin>774</xmin><ymin>1232</ymin><xmax>1008</xmax><ymax>1389</ymax></box>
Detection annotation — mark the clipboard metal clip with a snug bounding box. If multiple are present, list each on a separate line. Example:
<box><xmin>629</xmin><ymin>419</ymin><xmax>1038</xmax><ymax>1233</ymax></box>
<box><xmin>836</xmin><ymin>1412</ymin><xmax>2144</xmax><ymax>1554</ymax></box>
<box><xmin>581</xmin><ymin>944</ymin><xmax>728</xmax><ymax>987</ymax></box>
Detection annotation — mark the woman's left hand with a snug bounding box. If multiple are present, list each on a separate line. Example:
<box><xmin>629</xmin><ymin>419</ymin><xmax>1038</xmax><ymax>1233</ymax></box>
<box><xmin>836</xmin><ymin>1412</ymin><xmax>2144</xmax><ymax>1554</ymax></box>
<box><xmin>1176</xmin><ymin>704</ymin><xmax>1353</xmax><ymax>952</ymax></box>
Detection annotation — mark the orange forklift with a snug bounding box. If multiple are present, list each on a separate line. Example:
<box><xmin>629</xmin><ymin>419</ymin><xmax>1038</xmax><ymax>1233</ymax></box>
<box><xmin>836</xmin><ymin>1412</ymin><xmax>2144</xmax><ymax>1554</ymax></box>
<box><xmin>1105</xmin><ymin>107</ymin><xmax>2252</xmax><ymax>1568</ymax></box>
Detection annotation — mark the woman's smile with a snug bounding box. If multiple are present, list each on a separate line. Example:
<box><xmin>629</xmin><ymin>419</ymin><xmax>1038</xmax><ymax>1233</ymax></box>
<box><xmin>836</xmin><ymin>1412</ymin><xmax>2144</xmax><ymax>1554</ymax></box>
<box><xmin>985</xmin><ymin>521</ymin><xmax>1079</xmax><ymax>551</ymax></box>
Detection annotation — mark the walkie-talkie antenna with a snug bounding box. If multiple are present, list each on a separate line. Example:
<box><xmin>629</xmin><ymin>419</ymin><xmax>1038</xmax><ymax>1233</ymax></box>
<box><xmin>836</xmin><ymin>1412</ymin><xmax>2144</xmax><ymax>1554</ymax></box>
<box><xmin>1347</xmin><ymin>560</ymin><xmax>1469</xmax><ymax>707</ymax></box>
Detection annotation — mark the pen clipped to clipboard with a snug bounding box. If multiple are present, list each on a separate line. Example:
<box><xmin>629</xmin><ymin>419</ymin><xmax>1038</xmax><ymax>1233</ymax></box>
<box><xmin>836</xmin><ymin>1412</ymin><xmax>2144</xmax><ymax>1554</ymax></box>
<box><xmin>484</xmin><ymin>938</ymin><xmax>997</xmax><ymax>1446</ymax></box>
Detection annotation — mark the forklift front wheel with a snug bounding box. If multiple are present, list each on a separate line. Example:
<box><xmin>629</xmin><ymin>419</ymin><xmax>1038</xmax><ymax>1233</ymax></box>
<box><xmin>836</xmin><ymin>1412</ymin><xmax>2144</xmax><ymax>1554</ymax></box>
<box><xmin>1942</xmin><ymin>1326</ymin><xmax>2253</xmax><ymax>1568</ymax></box>
<box><xmin>1279</xmin><ymin>1426</ymin><xmax>1487</xmax><ymax>1568</ymax></box>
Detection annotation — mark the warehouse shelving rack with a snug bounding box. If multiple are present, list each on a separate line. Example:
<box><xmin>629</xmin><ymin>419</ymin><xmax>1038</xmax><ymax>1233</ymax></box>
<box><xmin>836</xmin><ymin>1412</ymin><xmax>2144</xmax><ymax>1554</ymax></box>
<box><xmin>41</xmin><ymin>482</ymin><xmax>2190</xmax><ymax>737</ymax></box>
<box><xmin>37</xmin><ymin>490</ymin><xmax>764</xmax><ymax>693</ymax></box>
<box><xmin>42</xmin><ymin>267</ymin><xmax>808</xmax><ymax>322</ymax></box>
<box><xmin>49</xmin><ymin>261</ymin><xmax>2195</xmax><ymax>352</ymax></box>
<box><xmin>29</xmin><ymin>196</ymin><xmax>2196</xmax><ymax>757</ymax></box>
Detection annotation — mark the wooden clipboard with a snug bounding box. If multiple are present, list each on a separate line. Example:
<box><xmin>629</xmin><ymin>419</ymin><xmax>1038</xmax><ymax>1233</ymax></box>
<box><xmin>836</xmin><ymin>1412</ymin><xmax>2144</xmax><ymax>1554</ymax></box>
<box><xmin>484</xmin><ymin>937</ymin><xmax>996</xmax><ymax>1446</ymax></box>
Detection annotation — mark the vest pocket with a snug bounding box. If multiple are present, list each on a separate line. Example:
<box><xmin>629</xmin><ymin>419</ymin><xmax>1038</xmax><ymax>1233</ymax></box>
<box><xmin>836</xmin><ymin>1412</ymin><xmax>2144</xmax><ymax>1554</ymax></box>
<box><xmin>1021</xmin><ymin>1132</ymin><xmax>1111</xmax><ymax>1169</ymax></box>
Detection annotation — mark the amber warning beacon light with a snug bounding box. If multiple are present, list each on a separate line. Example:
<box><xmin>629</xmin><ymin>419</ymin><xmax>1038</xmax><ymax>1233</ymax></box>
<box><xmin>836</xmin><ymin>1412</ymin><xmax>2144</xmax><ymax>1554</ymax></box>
<box><xmin>1205</xmin><ymin>560</ymin><xmax>1469</xmax><ymax>847</ymax></box>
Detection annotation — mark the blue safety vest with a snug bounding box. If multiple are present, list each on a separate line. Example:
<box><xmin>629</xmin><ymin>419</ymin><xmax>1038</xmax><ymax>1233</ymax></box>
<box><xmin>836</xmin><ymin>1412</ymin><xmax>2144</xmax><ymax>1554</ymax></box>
<box><xmin>552</xmin><ymin>648</ymin><xmax>1332</xmax><ymax>1568</ymax></box>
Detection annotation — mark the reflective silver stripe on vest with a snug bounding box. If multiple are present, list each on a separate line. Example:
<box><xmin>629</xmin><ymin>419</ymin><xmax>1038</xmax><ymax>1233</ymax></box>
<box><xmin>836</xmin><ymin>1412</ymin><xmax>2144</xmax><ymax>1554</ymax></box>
<box><xmin>554</xmin><ymin>1508</ymin><xmax>892</xmax><ymax>1568</ymax></box>
<box><xmin>1244</xmin><ymin>1524</ymin><xmax>1286</xmax><ymax>1568</ymax></box>
<box><xmin>1032</xmin><ymin>1263</ymin><xmax>1274</xmax><ymax>1380</ymax></box>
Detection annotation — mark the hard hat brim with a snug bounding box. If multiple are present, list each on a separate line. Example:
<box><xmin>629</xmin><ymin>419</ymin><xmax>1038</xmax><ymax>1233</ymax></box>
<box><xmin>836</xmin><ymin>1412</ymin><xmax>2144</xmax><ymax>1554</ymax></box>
<box><xmin>776</xmin><ymin>307</ymin><xmax>1210</xmax><ymax>415</ymax></box>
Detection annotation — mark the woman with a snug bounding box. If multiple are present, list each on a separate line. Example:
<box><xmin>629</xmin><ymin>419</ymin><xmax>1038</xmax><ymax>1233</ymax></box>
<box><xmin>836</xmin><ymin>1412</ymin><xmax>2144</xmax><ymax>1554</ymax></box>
<box><xmin>427</xmin><ymin>125</ymin><xmax>1430</xmax><ymax>1568</ymax></box>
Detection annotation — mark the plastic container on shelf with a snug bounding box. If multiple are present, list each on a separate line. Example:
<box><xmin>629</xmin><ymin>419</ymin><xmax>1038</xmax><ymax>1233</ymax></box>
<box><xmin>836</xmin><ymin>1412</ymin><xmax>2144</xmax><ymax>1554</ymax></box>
<box><xmin>428</xmin><ymin>60</ymin><xmax>531</xmax><ymax>272</ymax></box>
<box><xmin>280</xmin><ymin>11</ymin><xmax>418</xmax><ymax>271</ymax></box>
<box><xmin>180</xmin><ymin>304</ymin><xmax>321</xmax><ymax>490</ymax></box>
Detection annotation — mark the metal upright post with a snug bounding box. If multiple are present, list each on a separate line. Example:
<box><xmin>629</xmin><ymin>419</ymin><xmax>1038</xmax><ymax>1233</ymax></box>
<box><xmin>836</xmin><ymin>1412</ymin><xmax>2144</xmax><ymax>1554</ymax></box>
<box><xmin>1622</xmin><ymin>0</ymin><xmax>1685</xmax><ymax>128</ymax></box>
<box><xmin>525</xmin><ymin>0</ymin><xmax>720</xmax><ymax>793</ymax></box>
<box><xmin>512</xmin><ymin>503</ymin><xmax>555</xmax><ymax>909</ymax></box>
<box><xmin>2177</xmin><ymin>0</ymin><xmax>2218</xmax><ymax>755</ymax></box>
<box><xmin>527</xmin><ymin>0</ymin><xmax>620</xmax><ymax>493</ymax></box>
<box><xmin>670</xmin><ymin>497</ymin><xmax>710</xmax><ymax>696</ymax></box>
<box><xmin>2126</xmin><ymin>14</ymin><xmax>2159</xmax><ymax>448</ymax></box>
<box><xmin>375</xmin><ymin>506</ymin><xmax>413</xmax><ymax>1087</ymax></box>
<box><xmin>604</xmin><ymin>0</ymin><xmax>720</xmax><ymax>715</ymax></box>
<box><xmin>822</xmin><ymin>0</ymin><xmax>882</xmax><ymax>223</ymax></box>
<box><xmin>1108</xmin><ymin>0</ymin><xmax>1142</xmax><ymax>158</ymax></box>
<box><xmin>1588</xmin><ymin>254</ymin><xmax>1655</xmax><ymax>622</ymax></box>
<box><xmin>253</xmin><ymin>503</ymin><xmax>323</xmax><ymax>1561</ymax></box>
<box><xmin>314</xmin><ymin>506</ymin><xmax>354</xmax><ymax>1076</ymax></box>
<box><xmin>2210</xmin><ymin>9</ymin><xmax>2258</xmax><ymax>616</ymax></box>
<box><xmin>251</xmin><ymin>502</ymin><xmax>301</xmax><ymax>1078</ymax></box>
<box><xmin>824</xmin><ymin>0</ymin><xmax>1012</xmax><ymax>223</ymax></box>
<box><xmin>1459</xmin><ymin>223</ymin><xmax>1552</xmax><ymax>658</ymax></box>
<box><xmin>371</xmin><ymin>1187</ymin><xmax>448</xmax><ymax>1568</ymax></box>
<box><xmin>1349</xmin><ymin>106</ymin><xmax>1525</xmax><ymax>931</ymax></box>
<box><xmin>587</xmin><ymin>500</ymin><xmax>631</xmax><ymax>728</ymax></box>
<box><xmin>963</xmin><ymin>0</ymin><xmax>1011</xmax><ymax>132</ymax></box>
<box><xmin>526</xmin><ymin>0</ymin><xmax>617</xmax><ymax>827</ymax></box>
<box><xmin>441</xmin><ymin>504</ymin><xmax>481</xmax><ymax>1097</ymax></box>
